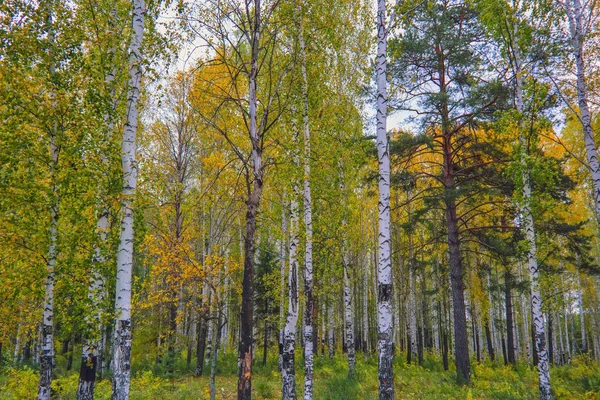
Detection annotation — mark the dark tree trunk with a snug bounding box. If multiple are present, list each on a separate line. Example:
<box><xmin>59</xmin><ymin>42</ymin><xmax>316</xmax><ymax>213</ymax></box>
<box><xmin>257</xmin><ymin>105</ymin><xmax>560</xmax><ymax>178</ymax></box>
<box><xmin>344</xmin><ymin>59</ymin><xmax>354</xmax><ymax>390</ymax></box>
<box><xmin>446</xmin><ymin>192</ymin><xmax>471</xmax><ymax>384</ymax></box>
<box><xmin>77</xmin><ymin>351</ymin><xmax>97</xmax><ymax>400</ymax></box>
<box><xmin>532</xmin><ymin>322</ymin><xmax>539</xmax><ymax>366</ymax></box>
<box><xmin>67</xmin><ymin>337</ymin><xmax>74</xmax><ymax>371</ymax></box>
<box><xmin>501</xmin><ymin>332</ymin><xmax>508</xmax><ymax>365</ymax></box>
<box><xmin>406</xmin><ymin>332</ymin><xmax>412</xmax><ymax>364</ymax></box>
<box><xmin>505</xmin><ymin>271</ymin><xmax>516</xmax><ymax>365</ymax></box>
<box><xmin>473</xmin><ymin>318</ymin><xmax>481</xmax><ymax>363</ymax></box>
<box><xmin>238</xmin><ymin>187</ymin><xmax>261</xmax><ymax>400</ymax></box>
<box><xmin>24</xmin><ymin>338</ymin><xmax>32</xmax><ymax>362</ymax></box>
<box><xmin>167</xmin><ymin>300</ymin><xmax>177</xmax><ymax>374</ymax></box>
<box><xmin>548</xmin><ymin>315</ymin><xmax>554</xmax><ymax>365</ymax></box>
<box><xmin>196</xmin><ymin>318</ymin><xmax>207</xmax><ymax>376</ymax></box>
<box><xmin>417</xmin><ymin>325</ymin><xmax>424</xmax><ymax>366</ymax></box>
<box><xmin>485</xmin><ymin>322</ymin><xmax>495</xmax><ymax>361</ymax></box>
<box><xmin>263</xmin><ymin>299</ymin><xmax>268</xmax><ymax>366</ymax></box>
<box><xmin>442</xmin><ymin>330</ymin><xmax>449</xmax><ymax>371</ymax></box>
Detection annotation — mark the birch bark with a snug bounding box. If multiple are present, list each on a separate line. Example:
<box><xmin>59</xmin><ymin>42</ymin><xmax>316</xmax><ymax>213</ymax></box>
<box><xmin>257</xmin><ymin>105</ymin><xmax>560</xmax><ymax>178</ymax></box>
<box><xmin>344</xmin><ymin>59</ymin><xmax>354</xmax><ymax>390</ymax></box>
<box><xmin>299</xmin><ymin>23</ymin><xmax>314</xmax><ymax>399</ymax></box>
<box><xmin>563</xmin><ymin>0</ymin><xmax>600</xmax><ymax>226</ymax></box>
<box><xmin>282</xmin><ymin>195</ymin><xmax>299</xmax><ymax>400</ymax></box>
<box><xmin>513</xmin><ymin>41</ymin><xmax>552</xmax><ymax>399</ymax></box>
<box><xmin>77</xmin><ymin>211</ymin><xmax>109</xmax><ymax>400</ymax></box>
<box><xmin>38</xmin><ymin>11</ymin><xmax>59</xmax><ymax>399</ymax></box>
<box><xmin>340</xmin><ymin>171</ymin><xmax>355</xmax><ymax>375</ymax></box>
<box><xmin>112</xmin><ymin>0</ymin><xmax>145</xmax><ymax>398</ymax></box>
<box><xmin>38</xmin><ymin>130</ymin><xmax>59</xmax><ymax>400</ymax></box>
<box><xmin>237</xmin><ymin>1</ymin><xmax>264</xmax><ymax>397</ymax></box>
<box><xmin>376</xmin><ymin>0</ymin><xmax>394</xmax><ymax>397</ymax></box>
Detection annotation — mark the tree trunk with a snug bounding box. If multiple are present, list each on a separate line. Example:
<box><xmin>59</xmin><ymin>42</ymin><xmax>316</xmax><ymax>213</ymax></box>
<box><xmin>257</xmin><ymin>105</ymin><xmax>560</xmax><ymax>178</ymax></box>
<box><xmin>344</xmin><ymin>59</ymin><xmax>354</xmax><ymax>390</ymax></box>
<box><xmin>38</xmin><ymin>11</ymin><xmax>59</xmax><ymax>399</ymax></box>
<box><xmin>565</xmin><ymin>0</ymin><xmax>600</xmax><ymax>226</ymax></box>
<box><xmin>209</xmin><ymin>316</ymin><xmax>222</xmax><ymax>400</ymax></box>
<box><xmin>485</xmin><ymin>322</ymin><xmax>495</xmax><ymax>362</ymax></box>
<box><xmin>513</xmin><ymin>42</ymin><xmax>552</xmax><ymax>396</ymax></box>
<box><xmin>282</xmin><ymin>195</ymin><xmax>299</xmax><ymax>400</ymax></box>
<box><xmin>505</xmin><ymin>271</ymin><xmax>516</xmax><ymax>365</ymax></box>
<box><xmin>237</xmin><ymin>2</ymin><xmax>264</xmax><ymax>397</ymax></box>
<box><xmin>78</xmin><ymin>210</ymin><xmax>109</xmax><ymax>400</ymax></box>
<box><xmin>196</xmin><ymin>316</ymin><xmax>207</xmax><ymax>376</ymax></box>
<box><xmin>375</xmin><ymin>0</ymin><xmax>394</xmax><ymax>397</ymax></box>
<box><xmin>299</xmin><ymin>20</ymin><xmax>315</xmax><ymax>400</ymax></box>
<box><xmin>446</xmin><ymin>192</ymin><xmax>470</xmax><ymax>384</ymax></box>
<box><xmin>341</xmin><ymin>205</ymin><xmax>356</xmax><ymax>375</ymax></box>
<box><xmin>112</xmin><ymin>1</ymin><xmax>145</xmax><ymax>398</ymax></box>
<box><xmin>279</xmin><ymin>207</ymin><xmax>287</xmax><ymax>371</ymax></box>
<box><xmin>263</xmin><ymin>299</ymin><xmax>269</xmax><ymax>366</ymax></box>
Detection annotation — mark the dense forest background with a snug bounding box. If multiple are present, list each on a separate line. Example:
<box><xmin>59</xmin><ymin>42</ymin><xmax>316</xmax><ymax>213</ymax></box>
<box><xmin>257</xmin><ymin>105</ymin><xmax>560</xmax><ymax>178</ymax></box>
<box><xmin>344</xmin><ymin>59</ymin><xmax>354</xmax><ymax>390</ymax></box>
<box><xmin>1</xmin><ymin>0</ymin><xmax>600</xmax><ymax>399</ymax></box>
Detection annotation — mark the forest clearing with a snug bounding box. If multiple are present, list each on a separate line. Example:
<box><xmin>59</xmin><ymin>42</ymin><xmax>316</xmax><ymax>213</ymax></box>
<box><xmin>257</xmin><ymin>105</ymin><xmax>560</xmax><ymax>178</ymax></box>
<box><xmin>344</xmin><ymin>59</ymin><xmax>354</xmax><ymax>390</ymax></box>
<box><xmin>2</xmin><ymin>0</ymin><xmax>600</xmax><ymax>399</ymax></box>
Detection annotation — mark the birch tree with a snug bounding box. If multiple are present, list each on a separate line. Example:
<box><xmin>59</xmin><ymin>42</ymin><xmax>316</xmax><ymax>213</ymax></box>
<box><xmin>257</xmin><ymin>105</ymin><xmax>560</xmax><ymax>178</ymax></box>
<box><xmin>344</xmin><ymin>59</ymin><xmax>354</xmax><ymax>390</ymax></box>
<box><xmin>561</xmin><ymin>0</ymin><xmax>600</xmax><ymax>227</ymax></box>
<box><xmin>186</xmin><ymin>1</ymin><xmax>292</xmax><ymax>397</ymax></box>
<box><xmin>375</xmin><ymin>0</ymin><xmax>395</xmax><ymax>397</ymax></box>
<box><xmin>112</xmin><ymin>0</ymin><xmax>146</xmax><ymax>398</ymax></box>
<box><xmin>282</xmin><ymin>190</ymin><xmax>300</xmax><ymax>399</ymax></box>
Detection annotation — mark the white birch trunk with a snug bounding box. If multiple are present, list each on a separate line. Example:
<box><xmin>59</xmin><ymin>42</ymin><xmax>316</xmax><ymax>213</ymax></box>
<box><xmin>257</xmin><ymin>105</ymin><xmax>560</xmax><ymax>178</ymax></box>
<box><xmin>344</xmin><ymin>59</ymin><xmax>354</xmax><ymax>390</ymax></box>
<box><xmin>78</xmin><ymin>210</ymin><xmax>109</xmax><ymax>400</ymax></box>
<box><xmin>363</xmin><ymin>250</ymin><xmax>370</xmax><ymax>358</ymax></box>
<box><xmin>38</xmin><ymin>10</ymin><xmax>59</xmax><ymax>399</ymax></box>
<box><xmin>39</xmin><ymin>136</ymin><xmax>58</xmax><ymax>400</ymax></box>
<box><xmin>577</xmin><ymin>274</ymin><xmax>586</xmax><ymax>352</ymax></box>
<box><xmin>299</xmin><ymin>21</ymin><xmax>314</xmax><ymax>400</ymax></box>
<box><xmin>376</xmin><ymin>0</ymin><xmax>394</xmax><ymax>396</ymax></box>
<box><xmin>112</xmin><ymin>1</ymin><xmax>145</xmax><ymax>398</ymax></box>
<box><xmin>512</xmin><ymin>36</ymin><xmax>552</xmax><ymax>398</ymax></box>
<box><xmin>14</xmin><ymin>323</ymin><xmax>20</xmax><ymax>364</ymax></box>
<box><xmin>340</xmin><ymin>170</ymin><xmax>356</xmax><ymax>374</ymax></box>
<box><xmin>564</xmin><ymin>311</ymin><xmax>571</xmax><ymax>363</ymax></box>
<box><xmin>205</xmin><ymin>291</ymin><xmax>213</xmax><ymax>366</ymax></box>
<box><xmin>282</xmin><ymin>196</ymin><xmax>299</xmax><ymax>400</ymax></box>
<box><xmin>564</xmin><ymin>0</ymin><xmax>600</xmax><ymax>226</ymax></box>
<box><xmin>279</xmin><ymin>206</ymin><xmax>287</xmax><ymax>371</ymax></box>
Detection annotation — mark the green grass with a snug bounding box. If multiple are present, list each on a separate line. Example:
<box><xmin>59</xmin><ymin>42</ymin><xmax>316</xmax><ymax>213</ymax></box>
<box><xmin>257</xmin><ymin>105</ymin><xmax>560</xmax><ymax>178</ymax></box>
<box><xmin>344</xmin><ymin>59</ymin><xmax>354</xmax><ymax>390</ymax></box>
<box><xmin>1</xmin><ymin>352</ymin><xmax>599</xmax><ymax>399</ymax></box>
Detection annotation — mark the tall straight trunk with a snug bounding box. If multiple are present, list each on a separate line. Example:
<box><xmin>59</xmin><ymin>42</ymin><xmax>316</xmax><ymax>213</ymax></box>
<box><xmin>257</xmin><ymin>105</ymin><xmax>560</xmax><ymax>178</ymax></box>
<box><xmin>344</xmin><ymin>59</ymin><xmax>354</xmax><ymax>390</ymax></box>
<box><xmin>376</xmin><ymin>0</ymin><xmax>394</xmax><ymax>397</ymax></box>
<box><xmin>564</xmin><ymin>0</ymin><xmax>600</xmax><ymax>225</ymax></box>
<box><xmin>205</xmin><ymin>292</ymin><xmax>214</xmax><ymax>366</ymax></box>
<box><xmin>237</xmin><ymin>2</ymin><xmax>263</xmax><ymax>398</ymax></box>
<box><xmin>558</xmin><ymin>312</ymin><xmax>565</xmax><ymax>364</ymax></box>
<box><xmin>112</xmin><ymin>1</ymin><xmax>145</xmax><ymax>398</ymax></box>
<box><xmin>363</xmin><ymin>253</ymin><xmax>370</xmax><ymax>357</ymax></box>
<box><xmin>505</xmin><ymin>271</ymin><xmax>516</xmax><ymax>364</ymax></box>
<box><xmin>577</xmin><ymin>275</ymin><xmax>587</xmax><ymax>352</ymax></box>
<box><xmin>39</xmin><ymin>137</ymin><xmax>58</xmax><ymax>400</ymax></box>
<box><xmin>263</xmin><ymin>299</ymin><xmax>269</xmax><ymax>366</ymax></box>
<box><xmin>513</xmin><ymin>43</ymin><xmax>552</xmax><ymax>397</ymax></box>
<box><xmin>78</xmin><ymin>13</ymin><xmax>117</xmax><ymax>390</ymax></box>
<box><xmin>485</xmin><ymin>322</ymin><xmax>495</xmax><ymax>361</ymax></box>
<box><xmin>38</xmin><ymin>10</ymin><xmax>59</xmax><ymax>400</ymax></box>
<box><xmin>437</xmin><ymin>30</ymin><xmax>470</xmax><ymax>382</ymax></box>
<box><xmin>408</xmin><ymin>261</ymin><xmax>417</xmax><ymax>363</ymax></box>
<box><xmin>299</xmin><ymin>22</ymin><xmax>314</xmax><ymax>400</ymax></box>
<box><xmin>209</xmin><ymin>317</ymin><xmax>222</xmax><ymax>400</ymax></box>
<box><xmin>341</xmin><ymin>189</ymin><xmax>356</xmax><ymax>374</ymax></box>
<box><xmin>327</xmin><ymin>300</ymin><xmax>334</xmax><ymax>360</ymax></box>
<box><xmin>279</xmin><ymin>207</ymin><xmax>287</xmax><ymax>370</ymax></box>
<box><xmin>78</xmin><ymin>209</ymin><xmax>109</xmax><ymax>400</ymax></box>
<box><xmin>446</xmin><ymin>184</ymin><xmax>470</xmax><ymax>384</ymax></box>
<box><xmin>282</xmin><ymin>196</ymin><xmax>299</xmax><ymax>400</ymax></box>
<box><xmin>548</xmin><ymin>314</ymin><xmax>554</xmax><ymax>365</ymax></box>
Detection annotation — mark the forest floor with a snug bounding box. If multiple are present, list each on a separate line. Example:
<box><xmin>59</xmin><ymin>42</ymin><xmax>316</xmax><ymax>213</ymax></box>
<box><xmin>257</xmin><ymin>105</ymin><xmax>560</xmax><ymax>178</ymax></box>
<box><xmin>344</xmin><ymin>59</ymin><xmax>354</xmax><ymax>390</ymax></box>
<box><xmin>1</xmin><ymin>352</ymin><xmax>599</xmax><ymax>399</ymax></box>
